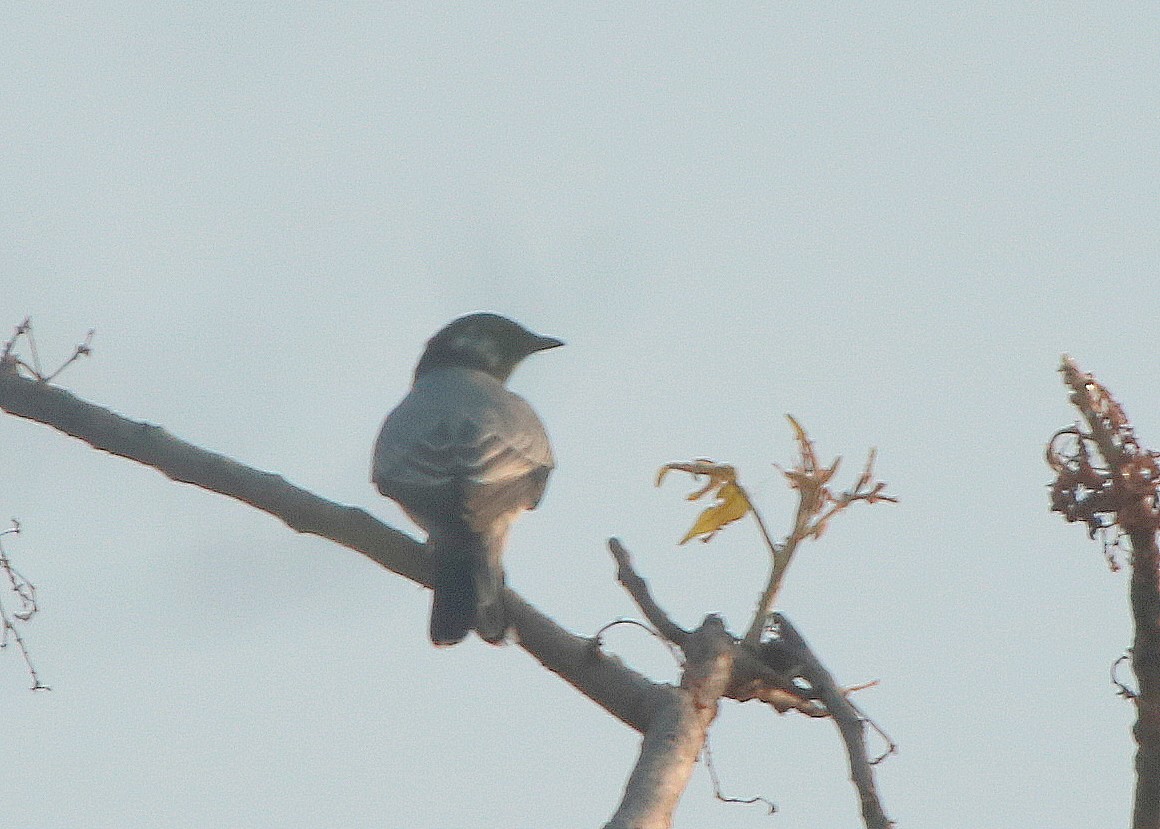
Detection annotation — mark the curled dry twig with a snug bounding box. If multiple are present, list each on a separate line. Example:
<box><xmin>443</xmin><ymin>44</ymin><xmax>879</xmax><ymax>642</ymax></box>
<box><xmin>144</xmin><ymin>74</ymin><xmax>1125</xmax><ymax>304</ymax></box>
<box><xmin>702</xmin><ymin>737</ymin><xmax>777</xmax><ymax>815</ymax></box>
<box><xmin>0</xmin><ymin>520</ymin><xmax>49</xmax><ymax>691</ymax></box>
<box><xmin>1112</xmin><ymin>652</ymin><xmax>1138</xmax><ymax>700</ymax></box>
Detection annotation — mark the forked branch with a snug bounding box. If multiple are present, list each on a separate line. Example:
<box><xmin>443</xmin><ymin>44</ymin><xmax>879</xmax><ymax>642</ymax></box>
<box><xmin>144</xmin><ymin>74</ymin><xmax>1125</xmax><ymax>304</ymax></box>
<box><xmin>655</xmin><ymin>417</ymin><xmax>895</xmax><ymax>646</ymax></box>
<box><xmin>607</xmin><ymin>538</ymin><xmax>893</xmax><ymax>826</ymax></box>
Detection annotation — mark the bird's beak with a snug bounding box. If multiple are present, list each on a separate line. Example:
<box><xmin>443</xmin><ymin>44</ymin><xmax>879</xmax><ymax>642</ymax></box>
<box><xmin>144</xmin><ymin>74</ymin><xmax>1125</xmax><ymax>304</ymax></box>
<box><xmin>531</xmin><ymin>335</ymin><xmax>565</xmax><ymax>352</ymax></box>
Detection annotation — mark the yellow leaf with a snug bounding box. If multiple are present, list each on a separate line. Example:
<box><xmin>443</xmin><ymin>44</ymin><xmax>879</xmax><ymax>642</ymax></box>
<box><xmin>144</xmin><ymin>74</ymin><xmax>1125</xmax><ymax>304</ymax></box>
<box><xmin>658</xmin><ymin>460</ymin><xmax>752</xmax><ymax>545</ymax></box>
<box><xmin>679</xmin><ymin>481</ymin><xmax>751</xmax><ymax>544</ymax></box>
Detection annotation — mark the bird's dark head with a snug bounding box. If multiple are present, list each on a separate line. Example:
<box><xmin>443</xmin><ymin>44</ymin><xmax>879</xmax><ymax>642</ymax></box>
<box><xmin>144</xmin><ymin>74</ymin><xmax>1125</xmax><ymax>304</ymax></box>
<box><xmin>414</xmin><ymin>313</ymin><xmax>564</xmax><ymax>383</ymax></box>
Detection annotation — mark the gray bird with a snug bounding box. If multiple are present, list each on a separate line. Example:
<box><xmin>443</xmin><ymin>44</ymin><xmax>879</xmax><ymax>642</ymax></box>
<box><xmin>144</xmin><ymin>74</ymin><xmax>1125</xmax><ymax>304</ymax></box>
<box><xmin>372</xmin><ymin>313</ymin><xmax>562</xmax><ymax>646</ymax></box>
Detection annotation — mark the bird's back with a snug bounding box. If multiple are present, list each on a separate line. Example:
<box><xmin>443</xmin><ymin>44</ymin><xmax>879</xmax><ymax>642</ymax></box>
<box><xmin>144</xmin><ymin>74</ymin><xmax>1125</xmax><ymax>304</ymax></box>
<box><xmin>372</xmin><ymin>366</ymin><xmax>554</xmax><ymax>530</ymax></box>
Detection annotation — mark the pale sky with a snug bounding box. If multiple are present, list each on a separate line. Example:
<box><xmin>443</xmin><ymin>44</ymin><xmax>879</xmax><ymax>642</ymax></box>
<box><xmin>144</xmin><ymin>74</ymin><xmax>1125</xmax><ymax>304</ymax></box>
<box><xmin>3</xmin><ymin>5</ymin><xmax>1159</xmax><ymax>827</ymax></box>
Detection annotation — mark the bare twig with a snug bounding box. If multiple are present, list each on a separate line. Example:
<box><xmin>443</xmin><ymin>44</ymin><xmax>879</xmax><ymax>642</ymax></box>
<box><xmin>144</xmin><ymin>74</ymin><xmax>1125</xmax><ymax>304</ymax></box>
<box><xmin>595</xmin><ymin>618</ymin><xmax>665</xmax><ymax>641</ymax></box>
<box><xmin>0</xmin><ymin>520</ymin><xmax>49</xmax><ymax>690</ymax></box>
<box><xmin>843</xmin><ymin>679</ymin><xmax>880</xmax><ymax>695</ymax></box>
<box><xmin>0</xmin><ymin>318</ymin><xmax>30</xmax><ymax>367</ymax></box>
<box><xmin>593</xmin><ymin>618</ymin><xmax>685</xmax><ymax>668</ymax></box>
<box><xmin>703</xmin><ymin>736</ymin><xmax>776</xmax><ymax>814</ymax></box>
<box><xmin>1</xmin><ymin>319</ymin><xmax>93</xmax><ymax>383</ymax></box>
<box><xmin>843</xmin><ymin>694</ymin><xmax>898</xmax><ymax>766</ymax></box>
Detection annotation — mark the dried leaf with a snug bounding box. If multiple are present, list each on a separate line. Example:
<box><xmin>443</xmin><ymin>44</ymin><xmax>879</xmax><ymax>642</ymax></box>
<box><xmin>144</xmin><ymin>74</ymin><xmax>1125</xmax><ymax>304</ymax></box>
<box><xmin>657</xmin><ymin>460</ymin><xmax>737</xmax><ymax>488</ymax></box>
<box><xmin>679</xmin><ymin>481</ymin><xmax>751</xmax><ymax>544</ymax></box>
<box><xmin>658</xmin><ymin>460</ymin><xmax>752</xmax><ymax>545</ymax></box>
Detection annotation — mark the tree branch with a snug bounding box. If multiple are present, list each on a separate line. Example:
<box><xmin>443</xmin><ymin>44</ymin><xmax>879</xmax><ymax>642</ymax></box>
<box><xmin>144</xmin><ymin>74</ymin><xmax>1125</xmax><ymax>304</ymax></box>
<box><xmin>0</xmin><ymin>365</ymin><xmax>664</xmax><ymax>733</ymax></box>
<box><xmin>774</xmin><ymin>613</ymin><xmax>893</xmax><ymax>829</ymax></box>
<box><xmin>604</xmin><ymin>615</ymin><xmax>734</xmax><ymax>829</ymax></box>
<box><xmin>608</xmin><ymin>537</ymin><xmax>689</xmax><ymax>648</ymax></box>
<box><xmin>609</xmin><ymin>536</ymin><xmax>825</xmax><ymax>716</ymax></box>
<box><xmin>605</xmin><ymin>535</ymin><xmax>892</xmax><ymax>822</ymax></box>
<box><xmin>2</xmin><ymin>357</ymin><xmax>897</xmax><ymax>825</ymax></box>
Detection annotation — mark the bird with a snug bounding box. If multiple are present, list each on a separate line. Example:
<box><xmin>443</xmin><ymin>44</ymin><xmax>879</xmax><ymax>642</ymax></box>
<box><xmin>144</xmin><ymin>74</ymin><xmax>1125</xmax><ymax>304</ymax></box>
<box><xmin>371</xmin><ymin>313</ymin><xmax>563</xmax><ymax>646</ymax></box>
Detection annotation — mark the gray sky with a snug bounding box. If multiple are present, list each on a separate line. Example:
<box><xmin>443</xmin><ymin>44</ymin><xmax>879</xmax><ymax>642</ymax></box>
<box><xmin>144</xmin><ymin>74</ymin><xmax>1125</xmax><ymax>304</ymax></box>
<box><xmin>3</xmin><ymin>4</ymin><xmax>1158</xmax><ymax>827</ymax></box>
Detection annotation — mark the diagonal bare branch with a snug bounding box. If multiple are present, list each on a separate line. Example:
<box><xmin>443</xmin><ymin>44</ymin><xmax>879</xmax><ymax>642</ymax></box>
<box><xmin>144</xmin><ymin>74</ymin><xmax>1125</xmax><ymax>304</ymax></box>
<box><xmin>608</xmin><ymin>538</ymin><xmax>689</xmax><ymax>647</ymax></box>
<box><xmin>0</xmin><ymin>364</ymin><xmax>664</xmax><ymax>732</ymax></box>
<box><xmin>774</xmin><ymin>613</ymin><xmax>893</xmax><ymax>829</ymax></box>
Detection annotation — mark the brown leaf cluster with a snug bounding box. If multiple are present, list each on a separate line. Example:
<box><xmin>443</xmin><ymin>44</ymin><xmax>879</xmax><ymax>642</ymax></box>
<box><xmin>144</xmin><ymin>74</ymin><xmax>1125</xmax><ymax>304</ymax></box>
<box><xmin>657</xmin><ymin>418</ymin><xmax>896</xmax><ymax>553</ymax></box>
<box><xmin>780</xmin><ymin>415</ymin><xmax>896</xmax><ymax>543</ymax></box>
<box><xmin>1047</xmin><ymin>357</ymin><xmax>1160</xmax><ymax>539</ymax></box>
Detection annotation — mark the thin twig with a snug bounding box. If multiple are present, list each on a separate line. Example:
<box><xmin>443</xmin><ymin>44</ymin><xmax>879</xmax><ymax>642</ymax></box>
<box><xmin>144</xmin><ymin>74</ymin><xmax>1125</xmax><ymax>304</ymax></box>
<box><xmin>0</xmin><ymin>319</ymin><xmax>93</xmax><ymax>383</ymax></box>
<box><xmin>843</xmin><ymin>694</ymin><xmax>898</xmax><ymax>765</ymax></box>
<box><xmin>741</xmin><ymin>483</ymin><xmax>780</xmax><ymax>560</ymax></box>
<box><xmin>594</xmin><ymin>618</ymin><xmax>662</xmax><ymax>641</ymax></box>
<box><xmin>592</xmin><ymin>618</ymin><xmax>685</xmax><ymax>667</ymax></box>
<box><xmin>1112</xmin><ymin>652</ymin><xmax>1138</xmax><ymax>700</ymax></box>
<box><xmin>843</xmin><ymin>679</ymin><xmax>880</xmax><ymax>695</ymax></box>
<box><xmin>0</xmin><ymin>520</ymin><xmax>49</xmax><ymax>691</ymax></box>
<box><xmin>703</xmin><ymin>736</ymin><xmax>776</xmax><ymax>814</ymax></box>
<box><xmin>25</xmin><ymin>322</ymin><xmax>42</xmax><ymax>376</ymax></box>
<box><xmin>743</xmin><ymin>492</ymin><xmax>811</xmax><ymax>645</ymax></box>
<box><xmin>42</xmin><ymin>329</ymin><xmax>94</xmax><ymax>382</ymax></box>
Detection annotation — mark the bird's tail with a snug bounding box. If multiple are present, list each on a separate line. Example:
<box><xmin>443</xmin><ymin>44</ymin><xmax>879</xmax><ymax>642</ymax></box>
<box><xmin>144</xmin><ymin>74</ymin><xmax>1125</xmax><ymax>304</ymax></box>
<box><xmin>428</xmin><ymin>526</ymin><xmax>507</xmax><ymax>646</ymax></box>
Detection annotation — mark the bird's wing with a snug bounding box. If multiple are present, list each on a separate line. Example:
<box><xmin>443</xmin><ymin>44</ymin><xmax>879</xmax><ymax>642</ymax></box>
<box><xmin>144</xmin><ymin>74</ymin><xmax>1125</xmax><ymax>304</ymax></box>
<box><xmin>372</xmin><ymin>379</ymin><xmax>553</xmax><ymax>530</ymax></box>
<box><xmin>458</xmin><ymin>422</ymin><xmax>554</xmax><ymax>528</ymax></box>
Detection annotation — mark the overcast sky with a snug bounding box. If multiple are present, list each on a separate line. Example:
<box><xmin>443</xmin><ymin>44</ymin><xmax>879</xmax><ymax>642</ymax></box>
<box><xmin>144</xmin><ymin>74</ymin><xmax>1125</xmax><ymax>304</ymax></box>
<box><xmin>3</xmin><ymin>4</ymin><xmax>1159</xmax><ymax>827</ymax></box>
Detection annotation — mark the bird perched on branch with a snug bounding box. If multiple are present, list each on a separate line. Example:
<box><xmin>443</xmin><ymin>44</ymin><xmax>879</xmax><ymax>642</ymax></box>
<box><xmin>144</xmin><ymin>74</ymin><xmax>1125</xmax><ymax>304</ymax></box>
<box><xmin>372</xmin><ymin>313</ymin><xmax>562</xmax><ymax>646</ymax></box>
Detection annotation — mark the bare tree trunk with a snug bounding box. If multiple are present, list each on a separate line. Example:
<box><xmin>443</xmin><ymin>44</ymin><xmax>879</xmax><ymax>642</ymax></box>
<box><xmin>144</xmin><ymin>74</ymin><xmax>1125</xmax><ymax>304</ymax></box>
<box><xmin>1049</xmin><ymin>356</ymin><xmax>1160</xmax><ymax>829</ymax></box>
<box><xmin>1131</xmin><ymin>527</ymin><xmax>1160</xmax><ymax>829</ymax></box>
